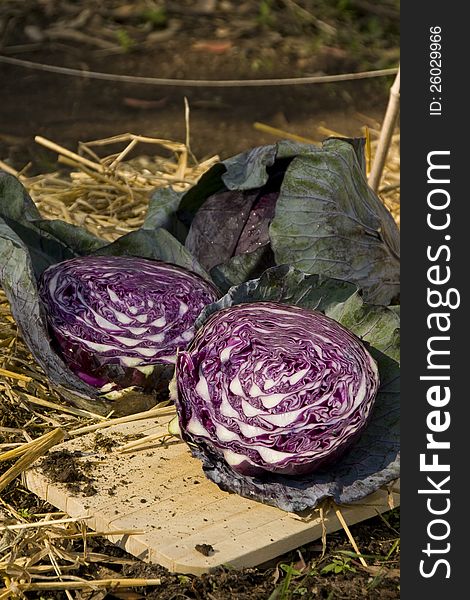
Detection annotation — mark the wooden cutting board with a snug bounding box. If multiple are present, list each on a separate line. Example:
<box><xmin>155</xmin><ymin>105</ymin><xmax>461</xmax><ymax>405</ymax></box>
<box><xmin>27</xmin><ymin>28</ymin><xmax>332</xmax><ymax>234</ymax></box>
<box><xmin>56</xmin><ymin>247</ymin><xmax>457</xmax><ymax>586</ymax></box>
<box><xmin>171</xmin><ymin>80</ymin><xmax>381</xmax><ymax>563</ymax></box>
<box><xmin>25</xmin><ymin>415</ymin><xmax>400</xmax><ymax>575</ymax></box>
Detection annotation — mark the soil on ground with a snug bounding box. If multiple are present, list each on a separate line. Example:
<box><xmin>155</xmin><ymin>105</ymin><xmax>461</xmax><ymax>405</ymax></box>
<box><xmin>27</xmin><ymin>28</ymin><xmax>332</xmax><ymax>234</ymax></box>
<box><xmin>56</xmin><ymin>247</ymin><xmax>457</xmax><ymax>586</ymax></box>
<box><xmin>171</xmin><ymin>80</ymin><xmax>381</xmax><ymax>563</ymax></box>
<box><xmin>0</xmin><ymin>0</ymin><xmax>399</xmax><ymax>169</ymax></box>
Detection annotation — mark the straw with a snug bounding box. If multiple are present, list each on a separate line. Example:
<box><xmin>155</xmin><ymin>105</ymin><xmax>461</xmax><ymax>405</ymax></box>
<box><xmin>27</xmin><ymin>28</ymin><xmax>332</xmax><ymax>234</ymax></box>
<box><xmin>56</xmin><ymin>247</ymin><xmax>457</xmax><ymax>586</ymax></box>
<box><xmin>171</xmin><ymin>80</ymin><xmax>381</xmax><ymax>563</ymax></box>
<box><xmin>334</xmin><ymin>505</ymin><xmax>368</xmax><ymax>568</ymax></box>
<box><xmin>69</xmin><ymin>404</ymin><xmax>176</xmax><ymax>437</ymax></box>
<box><xmin>0</xmin><ymin>429</ymin><xmax>65</xmax><ymax>493</ymax></box>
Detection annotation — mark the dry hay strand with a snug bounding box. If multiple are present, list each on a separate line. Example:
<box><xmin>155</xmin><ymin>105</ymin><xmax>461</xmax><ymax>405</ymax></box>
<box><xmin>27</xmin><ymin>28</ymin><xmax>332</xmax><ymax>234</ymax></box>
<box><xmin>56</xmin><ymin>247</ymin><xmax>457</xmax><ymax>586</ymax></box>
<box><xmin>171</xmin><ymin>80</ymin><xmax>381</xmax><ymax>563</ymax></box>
<box><xmin>11</xmin><ymin>133</ymin><xmax>219</xmax><ymax>242</ymax></box>
<box><xmin>0</xmin><ymin>429</ymin><xmax>65</xmax><ymax>494</ymax></box>
<box><xmin>0</xmin><ymin>501</ymin><xmax>159</xmax><ymax>598</ymax></box>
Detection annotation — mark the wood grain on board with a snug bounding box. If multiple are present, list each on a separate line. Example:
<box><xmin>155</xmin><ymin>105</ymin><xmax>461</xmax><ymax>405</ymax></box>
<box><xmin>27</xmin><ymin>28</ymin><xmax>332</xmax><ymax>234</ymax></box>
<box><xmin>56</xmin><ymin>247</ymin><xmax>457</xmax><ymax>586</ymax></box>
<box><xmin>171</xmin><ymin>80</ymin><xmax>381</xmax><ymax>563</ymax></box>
<box><xmin>25</xmin><ymin>416</ymin><xmax>400</xmax><ymax>575</ymax></box>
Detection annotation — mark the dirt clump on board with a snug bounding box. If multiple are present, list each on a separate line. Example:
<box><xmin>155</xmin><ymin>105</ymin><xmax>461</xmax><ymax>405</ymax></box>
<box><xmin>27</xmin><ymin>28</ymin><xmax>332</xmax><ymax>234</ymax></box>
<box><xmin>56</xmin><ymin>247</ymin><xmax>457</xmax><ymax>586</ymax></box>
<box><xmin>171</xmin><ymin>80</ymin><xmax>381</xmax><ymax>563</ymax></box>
<box><xmin>39</xmin><ymin>449</ymin><xmax>98</xmax><ymax>496</ymax></box>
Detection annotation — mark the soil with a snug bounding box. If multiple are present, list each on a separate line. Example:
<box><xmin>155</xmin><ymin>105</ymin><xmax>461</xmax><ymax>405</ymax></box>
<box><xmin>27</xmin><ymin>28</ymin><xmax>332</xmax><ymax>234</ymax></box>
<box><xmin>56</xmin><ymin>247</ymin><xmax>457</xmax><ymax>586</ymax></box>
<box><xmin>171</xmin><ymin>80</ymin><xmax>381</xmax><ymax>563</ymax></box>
<box><xmin>1</xmin><ymin>2</ymin><xmax>400</xmax><ymax>598</ymax></box>
<box><xmin>40</xmin><ymin>449</ymin><xmax>98</xmax><ymax>495</ymax></box>
<box><xmin>0</xmin><ymin>0</ymin><xmax>399</xmax><ymax>170</ymax></box>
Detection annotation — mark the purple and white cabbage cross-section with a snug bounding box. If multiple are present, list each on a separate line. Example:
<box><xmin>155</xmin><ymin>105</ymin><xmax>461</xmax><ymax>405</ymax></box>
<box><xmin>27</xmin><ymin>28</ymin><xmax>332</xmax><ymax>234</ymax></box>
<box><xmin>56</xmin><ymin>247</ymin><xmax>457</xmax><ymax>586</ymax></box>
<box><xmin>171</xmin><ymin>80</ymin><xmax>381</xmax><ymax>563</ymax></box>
<box><xmin>174</xmin><ymin>302</ymin><xmax>380</xmax><ymax>476</ymax></box>
<box><xmin>39</xmin><ymin>255</ymin><xmax>219</xmax><ymax>389</ymax></box>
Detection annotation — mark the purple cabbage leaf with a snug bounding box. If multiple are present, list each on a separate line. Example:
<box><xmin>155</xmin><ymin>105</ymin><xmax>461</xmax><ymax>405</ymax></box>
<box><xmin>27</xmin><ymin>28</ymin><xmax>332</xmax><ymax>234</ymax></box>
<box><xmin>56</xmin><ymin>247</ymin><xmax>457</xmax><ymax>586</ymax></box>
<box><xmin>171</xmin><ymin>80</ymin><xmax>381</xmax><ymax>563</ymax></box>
<box><xmin>148</xmin><ymin>138</ymin><xmax>400</xmax><ymax>304</ymax></box>
<box><xmin>0</xmin><ymin>171</ymin><xmax>218</xmax><ymax>415</ymax></box>
<box><xmin>171</xmin><ymin>265</ymin><xmax>399</xmax><ymax>512</ymax></box>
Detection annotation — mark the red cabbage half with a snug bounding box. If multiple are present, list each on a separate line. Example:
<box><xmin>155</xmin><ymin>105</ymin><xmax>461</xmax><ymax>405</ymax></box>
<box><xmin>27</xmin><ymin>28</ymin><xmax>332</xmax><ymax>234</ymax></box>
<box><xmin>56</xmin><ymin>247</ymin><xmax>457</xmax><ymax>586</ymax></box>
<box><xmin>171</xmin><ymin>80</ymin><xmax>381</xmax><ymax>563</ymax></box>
<box><xmin>39</xmin><ymin>256</ymin><xmax>219</xmax><ymax>389</ymax></box>
<box><xmin>174</xmin><ymin>302</ymin><xmax>379</xmax><ymax>477</ymax></box>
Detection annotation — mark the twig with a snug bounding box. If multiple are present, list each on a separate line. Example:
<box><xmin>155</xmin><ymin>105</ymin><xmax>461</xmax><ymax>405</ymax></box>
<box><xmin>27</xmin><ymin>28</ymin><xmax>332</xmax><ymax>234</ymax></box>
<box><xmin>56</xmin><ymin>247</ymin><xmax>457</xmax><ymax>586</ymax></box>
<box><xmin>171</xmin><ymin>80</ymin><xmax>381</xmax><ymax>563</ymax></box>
<box><xmin>368</xmin><ymin>65</ymin><xmax>400</xmax><ymax>192</ymax></box>
<box><xmin>334</xmin><ymin>505</ymin><xmax>368</xmax><ymax>568</ymax></box>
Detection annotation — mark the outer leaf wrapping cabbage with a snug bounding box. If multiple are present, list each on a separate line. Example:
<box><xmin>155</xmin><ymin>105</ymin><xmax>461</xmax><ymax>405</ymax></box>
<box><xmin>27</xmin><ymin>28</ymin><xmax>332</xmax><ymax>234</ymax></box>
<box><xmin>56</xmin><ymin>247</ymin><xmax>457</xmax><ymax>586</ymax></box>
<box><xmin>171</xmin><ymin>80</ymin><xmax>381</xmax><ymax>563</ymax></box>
<box><xmin>175</xmin><ymin>302</ymin><xmax>379</xmax><ymax>477</ymax></box>
<box><xmin>148</xmin><ymin>138</ymin><xmax>400</xmax><ymax>304</ymax></box>
<box><xmin>0</xmin><ymin>171</ymin><xmax>216</xmax><ymax>415</ymax></box>
<box><xmin>39</xmin><ymin>256</ymin><xmax>219</xmax><ymax>389</ymax></box>
<box><xmin>171</xmin><ymin>266</ymin><xmax>400</xmax><ymax>512</ymax></box>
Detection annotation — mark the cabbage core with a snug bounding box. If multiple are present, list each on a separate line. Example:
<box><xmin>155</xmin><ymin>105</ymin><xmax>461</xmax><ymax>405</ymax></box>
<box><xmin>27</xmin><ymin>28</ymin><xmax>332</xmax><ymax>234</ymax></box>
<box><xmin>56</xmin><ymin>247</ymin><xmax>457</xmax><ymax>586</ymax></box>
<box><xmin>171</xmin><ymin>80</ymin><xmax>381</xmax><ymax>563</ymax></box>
<box><xmin>175</xmin><ymin>302</ymin><xmax>379</xmax><ymax>476</ymax></box>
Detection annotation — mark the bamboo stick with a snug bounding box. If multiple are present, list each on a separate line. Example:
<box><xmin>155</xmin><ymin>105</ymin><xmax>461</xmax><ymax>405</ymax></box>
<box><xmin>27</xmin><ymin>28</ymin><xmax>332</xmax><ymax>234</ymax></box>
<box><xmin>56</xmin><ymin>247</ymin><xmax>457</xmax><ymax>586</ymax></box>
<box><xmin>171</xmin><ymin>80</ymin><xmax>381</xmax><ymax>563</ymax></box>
<box><xmin>368</xmin><ymin>65</ymin><xmax>400</xmax><ymax>192</ymax></box>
